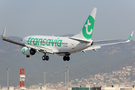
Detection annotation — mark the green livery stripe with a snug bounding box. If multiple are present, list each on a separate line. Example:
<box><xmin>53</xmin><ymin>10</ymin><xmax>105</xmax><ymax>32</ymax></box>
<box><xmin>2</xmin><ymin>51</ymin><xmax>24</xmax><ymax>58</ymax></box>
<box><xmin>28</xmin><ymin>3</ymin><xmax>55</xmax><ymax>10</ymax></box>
<box><xmin>27</xmin><ymin>37</ymin><xmax>63</xmax><ymax>47</ymax></box>
<box><xmin>128</xmin><ymin>36</ymin><xmax>132</xmax><ymax>41</ymax></box>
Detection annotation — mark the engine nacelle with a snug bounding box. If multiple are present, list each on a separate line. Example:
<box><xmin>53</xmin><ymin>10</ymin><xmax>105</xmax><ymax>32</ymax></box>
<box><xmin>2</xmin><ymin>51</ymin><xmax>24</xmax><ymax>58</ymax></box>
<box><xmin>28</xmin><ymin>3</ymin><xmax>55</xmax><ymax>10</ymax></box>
<box><xmin>21</xmin><ymin>47</ymin><xmax>36</xmax><ymax>55</ymax></box>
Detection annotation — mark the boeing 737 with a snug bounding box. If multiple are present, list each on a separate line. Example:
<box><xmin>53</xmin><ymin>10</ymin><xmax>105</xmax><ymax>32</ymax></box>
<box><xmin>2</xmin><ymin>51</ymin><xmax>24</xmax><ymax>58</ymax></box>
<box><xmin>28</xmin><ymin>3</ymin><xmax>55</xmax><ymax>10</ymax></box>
<box><xmin>2</xmin><ymin>8</ymin><xmax>134</xmax><ymax>61</ymax></box>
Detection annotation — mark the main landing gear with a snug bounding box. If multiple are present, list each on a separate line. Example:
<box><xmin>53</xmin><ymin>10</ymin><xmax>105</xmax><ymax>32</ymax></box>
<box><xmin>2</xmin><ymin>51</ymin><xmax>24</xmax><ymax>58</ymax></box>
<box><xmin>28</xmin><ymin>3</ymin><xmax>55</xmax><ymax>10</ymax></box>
<box><xmin>42</xmin><ymin>53</ymin><xmax>49</xmax><ymax>61</ymax></box>
<box><xmin>63</xmin><ymin>55</ymin><xmax>70</xmax><ymax>61</ymax></box>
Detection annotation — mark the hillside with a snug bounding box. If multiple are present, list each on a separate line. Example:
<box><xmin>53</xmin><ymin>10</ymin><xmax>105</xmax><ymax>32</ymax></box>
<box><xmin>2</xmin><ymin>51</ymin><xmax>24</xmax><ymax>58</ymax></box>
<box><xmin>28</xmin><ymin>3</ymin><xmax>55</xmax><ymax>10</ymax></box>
<box><xmin>0</xmin><ymin>35</ymin><xmax>135</xmax><ymax>87</ymax></box>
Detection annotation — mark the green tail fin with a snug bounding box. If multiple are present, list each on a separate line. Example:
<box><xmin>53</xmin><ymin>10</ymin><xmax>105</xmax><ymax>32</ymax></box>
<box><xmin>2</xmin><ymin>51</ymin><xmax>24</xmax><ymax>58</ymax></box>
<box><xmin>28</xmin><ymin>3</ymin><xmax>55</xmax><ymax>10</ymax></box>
<box><xmin>71</xmin><ymin>8</ymin><xmax>97</xmax><ymax>41</ymax></box>
<box><xmin>82</xmin><ymin>8</ymin><xmax>97</xmax><ymax>39</ymax></box>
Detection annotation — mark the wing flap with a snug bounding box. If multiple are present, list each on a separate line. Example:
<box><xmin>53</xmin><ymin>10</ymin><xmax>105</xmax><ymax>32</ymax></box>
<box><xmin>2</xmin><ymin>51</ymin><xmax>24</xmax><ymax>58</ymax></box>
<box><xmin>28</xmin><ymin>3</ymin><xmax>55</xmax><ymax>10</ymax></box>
<box><xmin>25</xmin><ymin>44</ymin><xmax>54</xmax><ymax>54</ymax></box>
<box><xmin>93</xmin><ymin>39</ymin><xmax>122</xmax><ymax>43</ymax></box>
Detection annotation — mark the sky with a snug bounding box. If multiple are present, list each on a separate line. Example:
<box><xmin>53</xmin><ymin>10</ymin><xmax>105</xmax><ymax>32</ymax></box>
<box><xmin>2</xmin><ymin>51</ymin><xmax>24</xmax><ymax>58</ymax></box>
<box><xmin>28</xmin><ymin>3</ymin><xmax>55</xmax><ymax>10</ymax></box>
<box><xmin>0</xmin><ymin>0</ymin><xmax>135</xmax><ymax>40</ymax></box>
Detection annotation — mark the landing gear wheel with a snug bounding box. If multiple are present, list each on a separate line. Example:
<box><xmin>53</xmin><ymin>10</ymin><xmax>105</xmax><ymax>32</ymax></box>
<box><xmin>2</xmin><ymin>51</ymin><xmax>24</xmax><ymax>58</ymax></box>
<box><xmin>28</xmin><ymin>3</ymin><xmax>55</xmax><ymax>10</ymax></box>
<box><xmin>42</xmin><ymin>55</ymin><xmax>46</xmax><ymax>61</ymax></box>
<box><xmin>46</xmin><ymin>56</ymin><xmax>49</xmax><ymax>61</ymax></box>
<box><xmin>67</xmin><ymin>57</ymin><xmax>70</xmax><ymax>61</ymax></box>
<box><xmin>42</xmin><ymin>53</ymin><xmax>49</xmax><ymax>61</ymax></box>
<box><xmin>63</xmin><ymin>56</ymin><xmax>70</xmax><ymax>61</ymax></box>
<box><xmin>63</xmin><ymin>56</ymin><xmax>67</xmax><ymax>61</ymax></box>
<box><xmin>26</xmin><ymin>55</ymin><xmax>30</xmax><ymax>58</ymax></box>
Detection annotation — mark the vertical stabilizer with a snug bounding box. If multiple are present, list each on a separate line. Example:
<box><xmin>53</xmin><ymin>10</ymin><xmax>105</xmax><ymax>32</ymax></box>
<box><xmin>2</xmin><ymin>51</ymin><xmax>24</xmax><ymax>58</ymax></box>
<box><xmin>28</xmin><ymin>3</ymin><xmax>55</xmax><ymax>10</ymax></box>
<box><xmin>71</xmin><ymin>8</ymin><xmax>97</xmax><ymax>42</ymax></box>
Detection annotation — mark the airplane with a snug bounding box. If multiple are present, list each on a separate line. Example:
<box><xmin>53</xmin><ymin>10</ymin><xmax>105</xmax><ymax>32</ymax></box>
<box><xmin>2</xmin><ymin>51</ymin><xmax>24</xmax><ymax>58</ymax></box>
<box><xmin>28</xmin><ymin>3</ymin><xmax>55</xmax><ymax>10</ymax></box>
<box><xmin>2</xmin><ymin>8</ymin><xmax>134</xmax><ymax>61</ymax></box>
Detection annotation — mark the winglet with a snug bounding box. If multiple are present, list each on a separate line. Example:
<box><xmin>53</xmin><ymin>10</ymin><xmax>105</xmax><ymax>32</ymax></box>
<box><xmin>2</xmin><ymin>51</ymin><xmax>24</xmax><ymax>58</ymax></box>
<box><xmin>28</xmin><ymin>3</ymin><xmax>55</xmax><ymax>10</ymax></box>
<box><xmin>127</xmin><ymin>31</ymin><xmax>134</xmax><ymax>42</ymax></box>
<box><xmin>2</xmin><ymin>27</ymin><xmax>6</xmax><ymax>39</ymax></box>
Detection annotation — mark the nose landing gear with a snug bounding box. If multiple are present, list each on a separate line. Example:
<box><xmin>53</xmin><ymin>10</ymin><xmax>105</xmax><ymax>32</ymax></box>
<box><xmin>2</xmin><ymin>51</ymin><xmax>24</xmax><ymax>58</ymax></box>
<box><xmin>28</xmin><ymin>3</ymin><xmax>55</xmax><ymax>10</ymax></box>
<box><xmin>63</xmin><ymin>54</ymin><xmax>70</xmax><ymax>61</ymax></box>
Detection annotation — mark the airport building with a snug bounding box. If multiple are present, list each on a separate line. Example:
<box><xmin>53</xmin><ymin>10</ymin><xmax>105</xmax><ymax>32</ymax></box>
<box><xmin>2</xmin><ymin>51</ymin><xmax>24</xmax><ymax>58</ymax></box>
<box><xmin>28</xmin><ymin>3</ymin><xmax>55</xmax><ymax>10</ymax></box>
<box><xmin>0</xmin><ymin>86</ymin><xmax>135</xmax><ymax>90</ymax></box>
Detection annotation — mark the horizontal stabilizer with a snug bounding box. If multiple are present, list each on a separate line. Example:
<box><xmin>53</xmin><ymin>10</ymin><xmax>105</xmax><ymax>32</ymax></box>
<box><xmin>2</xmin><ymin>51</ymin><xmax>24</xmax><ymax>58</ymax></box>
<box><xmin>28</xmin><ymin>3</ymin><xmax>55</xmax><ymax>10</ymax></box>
<box><xmin>84</xmin><ymin>45</ymin><xmax>101</xmax><ymax>51</ymax></box>
<box><xmin>70</xmin><ymin>37</ymin><xmax>92</xmax><ymax>43</ymax></box>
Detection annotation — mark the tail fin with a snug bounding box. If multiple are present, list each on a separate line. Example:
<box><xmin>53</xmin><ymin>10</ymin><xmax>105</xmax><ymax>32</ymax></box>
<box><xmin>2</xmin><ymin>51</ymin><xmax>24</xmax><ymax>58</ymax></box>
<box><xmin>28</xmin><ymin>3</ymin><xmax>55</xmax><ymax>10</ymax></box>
<box><xmin>71</xmin><ymin>8</ymin><xmax>97</xmax><ymax>42</ymax></box>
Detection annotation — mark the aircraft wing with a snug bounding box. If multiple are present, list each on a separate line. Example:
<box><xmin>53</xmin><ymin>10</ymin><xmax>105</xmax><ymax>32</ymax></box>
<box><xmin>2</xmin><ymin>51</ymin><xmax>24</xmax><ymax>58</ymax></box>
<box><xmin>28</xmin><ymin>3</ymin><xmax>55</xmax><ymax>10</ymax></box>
<box><xmin>84</xmin><ymin>31</ymin><xmax>134</xmax><ymax>51</ymax></box>
<box><xmin>93</xmin><ymin>39</ymin><xmax>122</xmax><ymax>43</ymax></box>
<box><xmin>2</xmin><ymin>27</ymin><xmax>25</xmax><ymax>46</ymax></box>
<box><xmin>2</xmin><ymin>27</ymin><xmax>55</xmax><ymax>54</ymax></box>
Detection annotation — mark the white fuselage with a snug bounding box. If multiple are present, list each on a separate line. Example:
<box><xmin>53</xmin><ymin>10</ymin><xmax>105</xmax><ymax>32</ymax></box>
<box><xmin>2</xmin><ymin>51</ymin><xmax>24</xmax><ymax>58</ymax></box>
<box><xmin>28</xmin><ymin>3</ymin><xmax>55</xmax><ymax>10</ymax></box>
<box><xmin>21</xmin><ymin>35</ymin><xmax>92</xmax><ymax>56</ymax></box>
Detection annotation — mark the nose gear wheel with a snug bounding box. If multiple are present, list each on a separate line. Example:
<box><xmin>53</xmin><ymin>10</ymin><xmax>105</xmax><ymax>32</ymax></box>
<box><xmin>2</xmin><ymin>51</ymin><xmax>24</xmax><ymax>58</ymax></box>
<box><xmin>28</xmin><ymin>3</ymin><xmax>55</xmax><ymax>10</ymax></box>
<box><xmin>63</xmin><ymin>55</ymin><xmax>70</xmax><ymax>61</ymax></box>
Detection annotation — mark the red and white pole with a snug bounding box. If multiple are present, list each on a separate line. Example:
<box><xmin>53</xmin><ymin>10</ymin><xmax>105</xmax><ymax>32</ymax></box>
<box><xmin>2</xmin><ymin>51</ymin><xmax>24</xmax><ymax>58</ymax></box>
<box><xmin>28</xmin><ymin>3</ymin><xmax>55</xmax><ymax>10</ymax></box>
<box><xmin>20</xmin><ymin>68</ymin><xmax>26</xmax><ymax>90</ymax></box>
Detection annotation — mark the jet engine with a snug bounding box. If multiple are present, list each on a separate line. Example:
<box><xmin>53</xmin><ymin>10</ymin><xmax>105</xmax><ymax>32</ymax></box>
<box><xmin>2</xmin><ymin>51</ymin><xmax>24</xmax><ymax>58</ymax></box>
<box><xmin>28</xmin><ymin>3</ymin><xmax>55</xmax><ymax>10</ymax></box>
<box><xmin>21</xmin><ymin>47</ymin><xmax>36</xmax><ymax>55</ymax></box>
